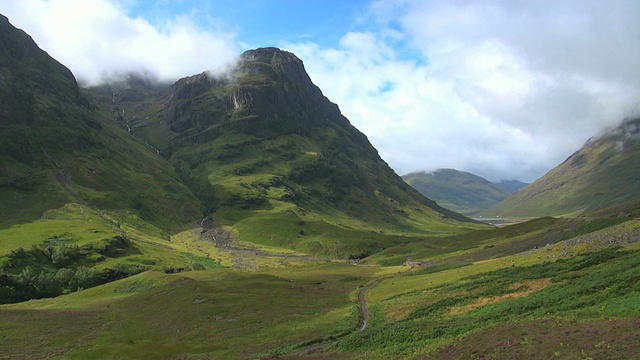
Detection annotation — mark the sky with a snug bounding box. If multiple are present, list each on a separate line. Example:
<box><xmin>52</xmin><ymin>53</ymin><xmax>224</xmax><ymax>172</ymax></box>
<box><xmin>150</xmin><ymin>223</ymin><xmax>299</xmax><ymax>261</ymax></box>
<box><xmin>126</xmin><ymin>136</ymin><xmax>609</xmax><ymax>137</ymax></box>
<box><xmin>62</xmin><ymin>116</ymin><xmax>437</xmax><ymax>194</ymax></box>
<box><xmin>2</xmin><ymin>0</ymin><xmax>640</xmax><ymax>182</ymax></box>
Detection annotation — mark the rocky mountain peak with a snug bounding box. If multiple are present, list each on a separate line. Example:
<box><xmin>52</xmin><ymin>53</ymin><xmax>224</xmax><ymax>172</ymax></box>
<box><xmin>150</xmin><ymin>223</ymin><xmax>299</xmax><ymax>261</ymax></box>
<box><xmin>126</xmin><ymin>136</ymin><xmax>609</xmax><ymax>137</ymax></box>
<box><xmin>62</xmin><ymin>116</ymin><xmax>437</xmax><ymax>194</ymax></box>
<box><xmin>228</xmin><ymin>47</ymin><xmax>339</xmax><ymax>129</ymax></box>
<box><xmin>168</xmin><ymin>72</ymin><xmax>210</xmax><ymax>102</ymax></box>
<box><xmin>239</xmin><ymin>47</ymin><xmax>303</xmax><ymax>68</ymax></box>
<box><xmin>166</xmin><ymin>47</ymin><xmax>341</xmax><ymax>135</ymax></box>
<box><xmin>237</xmin><ymin>47</ymin><xmax>310</xmax><ymax>86</ymax></box>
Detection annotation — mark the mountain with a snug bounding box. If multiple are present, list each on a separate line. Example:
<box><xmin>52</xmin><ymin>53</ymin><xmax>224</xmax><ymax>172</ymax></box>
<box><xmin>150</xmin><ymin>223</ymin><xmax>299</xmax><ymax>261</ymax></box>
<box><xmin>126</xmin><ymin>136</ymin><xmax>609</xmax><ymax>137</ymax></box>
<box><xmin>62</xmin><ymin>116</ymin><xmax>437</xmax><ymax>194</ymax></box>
<box><xmin>2</xmin><ymin>15</ymin><xmax>640</xmax><ymax>360</ymax></box>
<box><xmin>484</xmin><ymin>117</ymin><xmax>640</xmax><ymax>217</ymax></box>
<box><xmin>496</xmin><ymin>179</ymin><xmax>529</xmax><ymax>193</ymax></box>
<box><xmin>1</xmin><ymin>10</ymin><xmax>479</xmax><ymax>277</ymax></box>
<box><xmin>403</xmin><ymin>169</ymin><xmax>512</xmax><ymax>215</ymax></box>
<box><xmin>0</xmin><ymin>15</ymin><xmax>202</xmax><ymax>231</ymax></box>
<box><xmin>86</xmin><ymin>47</ymin><xmax>479</xmax><ymax>257</ymax></box>
<box><xmin>0</xmin><ymin>14</ymin><xmax>213</xmax><ymax>304</ymax></box>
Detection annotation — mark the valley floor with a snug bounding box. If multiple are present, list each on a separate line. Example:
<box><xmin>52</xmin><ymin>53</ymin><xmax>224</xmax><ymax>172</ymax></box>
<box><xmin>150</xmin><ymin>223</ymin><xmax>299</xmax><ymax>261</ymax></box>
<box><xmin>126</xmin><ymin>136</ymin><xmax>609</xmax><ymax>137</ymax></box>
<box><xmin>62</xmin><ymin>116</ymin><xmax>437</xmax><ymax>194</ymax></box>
<box><xmin>1</xmin><ymin>217</ymin><xmax>639</xmax><ymax>359</ymax></box>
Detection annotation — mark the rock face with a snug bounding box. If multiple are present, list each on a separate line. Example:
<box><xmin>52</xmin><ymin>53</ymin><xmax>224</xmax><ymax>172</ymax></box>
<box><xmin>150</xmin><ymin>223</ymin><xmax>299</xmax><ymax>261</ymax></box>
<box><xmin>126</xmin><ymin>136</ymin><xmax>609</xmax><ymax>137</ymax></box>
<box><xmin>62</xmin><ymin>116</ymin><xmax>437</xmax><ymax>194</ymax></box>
<box><xmin>228</xmin><ymin>48</ymin><xmax>340</xmax><ymax>127</ymax></box>
<box><xmin>166</xmin><ymin>48</ymin><xmax>343</xmax><ymax>136</ymax></box>
<box><xmin>166</xmin><ymin>72</ymin><xmax>217</xmax><ymax>132</ymax></box>
<box><xmin>484</xmin><ymin>117</ymin><xmax>640</xmax><ymax>217</ymax></box>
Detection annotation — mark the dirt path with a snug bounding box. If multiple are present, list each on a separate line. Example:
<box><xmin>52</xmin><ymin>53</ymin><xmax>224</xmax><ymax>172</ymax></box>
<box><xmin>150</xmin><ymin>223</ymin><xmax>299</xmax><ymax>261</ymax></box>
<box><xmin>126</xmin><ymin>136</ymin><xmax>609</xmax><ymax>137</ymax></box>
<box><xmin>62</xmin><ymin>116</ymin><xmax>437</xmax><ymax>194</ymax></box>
<box><xmin>358</xmin><ymin>278</ymin><xmax>379</xmax><ymax>331</ymax></box>
<box><xmin>272</xmin><ymin>263</ymin><xmax>416</xmax><ymax>358</ymax></box>
<box><xmin>358</xmin><ymin>264</ymin><xmax>415</xmax><ymax>331</ymax></box>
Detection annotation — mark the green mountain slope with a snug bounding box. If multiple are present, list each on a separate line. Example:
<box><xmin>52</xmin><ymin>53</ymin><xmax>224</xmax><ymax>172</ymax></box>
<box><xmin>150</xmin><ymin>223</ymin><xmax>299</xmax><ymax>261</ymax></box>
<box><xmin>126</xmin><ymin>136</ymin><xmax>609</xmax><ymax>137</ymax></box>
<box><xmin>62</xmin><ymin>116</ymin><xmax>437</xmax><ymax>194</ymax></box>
<box><xmin>403</xmin><ymin>169</ymin><xmax>512</xmax><ymax>215</ymax></box>
<box><xmin>484</xmin><ymin>117</ymin><xmax>640</xmax><ymax>217</ymax></box>
<box><xmin>1</xmin><ymin>16</ymin><xmax>481</xmax><ymax>304</ymax></box>
<box><xmin>0</xmin><ymin>15</ymin><xmax>208</xmax><ymax>302</ymax></box>
<box><xmin>1</xmin><ymin>15</ymin><xmax>639</xmax><ymax>359</ymax></box>
<box><xmin>87</xmin><ymin>47</ymin><xmax>480</xmax><ymax>257</ymax></box>
<box><xmin>0</xmin><ymin>15</ymin><xmax>201</xmax><ymax>230</ymax></box>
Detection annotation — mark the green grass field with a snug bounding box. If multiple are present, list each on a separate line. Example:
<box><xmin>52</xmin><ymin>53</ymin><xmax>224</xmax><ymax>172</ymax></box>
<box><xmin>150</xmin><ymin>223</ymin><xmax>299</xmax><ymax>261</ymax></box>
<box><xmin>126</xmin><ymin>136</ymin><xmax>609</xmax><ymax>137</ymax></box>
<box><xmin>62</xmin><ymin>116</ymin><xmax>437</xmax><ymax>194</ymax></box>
<box><xmin>1</xmin><ymin>264</ymin><xmax>390</xmax><ymax>359</ymax></box>
<box><xmin>1</xmin><ymin>213</ymin><xmax>638</xmax><ymax>359</ymax></box>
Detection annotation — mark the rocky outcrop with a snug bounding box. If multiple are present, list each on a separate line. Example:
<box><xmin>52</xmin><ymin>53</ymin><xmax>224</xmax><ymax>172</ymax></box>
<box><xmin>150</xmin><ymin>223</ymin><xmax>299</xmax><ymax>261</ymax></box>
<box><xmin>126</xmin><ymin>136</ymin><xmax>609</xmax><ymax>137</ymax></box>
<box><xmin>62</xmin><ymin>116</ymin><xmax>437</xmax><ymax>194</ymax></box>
<box><xmin>232</xmin><ymin>48</ymin><xmax>341</xmax><ymax>121</ymax></box>
<box><xmin>166</xmin><ymin>72</ymin><xmax>217</xmax><ymax>132</ymax></box>
<box><xmin>165</xmin><ymin>47</ymin><xmax>342</xmax><ymax>135</ymax></box>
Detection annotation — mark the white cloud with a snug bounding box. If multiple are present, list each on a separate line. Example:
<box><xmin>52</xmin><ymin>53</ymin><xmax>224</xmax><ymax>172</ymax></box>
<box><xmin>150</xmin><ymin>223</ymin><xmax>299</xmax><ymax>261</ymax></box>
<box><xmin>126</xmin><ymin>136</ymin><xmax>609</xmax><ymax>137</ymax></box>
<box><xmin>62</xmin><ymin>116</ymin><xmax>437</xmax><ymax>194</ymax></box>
<box><xmin>1</xmin><ymin>0</ymin><xmax>240</xmax><ymax>85</ymax></box>
<box><xmin>287</xmin><ymin>35</ymin><xmax>543</xmax><ymax>181</ymax></box>
<box><xmin>287</xmin><ymin>0</ymin><xmax>640</xmax><ymax>182</ymax></box>
<box><xmin>3</xmin><ymin>0</ymin><xmax>639</xmax><ymax>183</ymax></box>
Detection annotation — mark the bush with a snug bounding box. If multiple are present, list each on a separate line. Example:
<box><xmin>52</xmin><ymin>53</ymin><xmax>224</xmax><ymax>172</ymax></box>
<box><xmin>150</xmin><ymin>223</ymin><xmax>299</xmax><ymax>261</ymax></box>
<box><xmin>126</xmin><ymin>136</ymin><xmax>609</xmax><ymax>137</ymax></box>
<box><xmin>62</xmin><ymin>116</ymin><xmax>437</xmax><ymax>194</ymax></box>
<box><xmin>0</xmin><ymin>238</ymin><xmax>147</xmax><ymax>304</ymax></box>
<box><xmin>0</xmin><ymin>264</ymin><xmax>146</xmax><ymax>304</ymax></box>
<box><xmin>43</xmin><ymin>244</ymin><xmax>80</xmax><ymax>266</ymax></box>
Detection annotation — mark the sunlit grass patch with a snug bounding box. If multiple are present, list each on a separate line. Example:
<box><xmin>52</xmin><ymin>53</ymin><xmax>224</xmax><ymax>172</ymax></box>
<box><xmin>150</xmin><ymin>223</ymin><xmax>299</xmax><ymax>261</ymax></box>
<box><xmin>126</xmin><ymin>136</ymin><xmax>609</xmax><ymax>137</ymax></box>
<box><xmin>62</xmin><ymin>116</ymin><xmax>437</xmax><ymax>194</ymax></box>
<box><xmin>447</xmin><ymin>278</ymin><xmax>554</xmax><ymax>316</ymax></box>
<box><xmin>0</xmin><ymin>203</ymin><xmax>120</xmax><ymax>256</ymax></box>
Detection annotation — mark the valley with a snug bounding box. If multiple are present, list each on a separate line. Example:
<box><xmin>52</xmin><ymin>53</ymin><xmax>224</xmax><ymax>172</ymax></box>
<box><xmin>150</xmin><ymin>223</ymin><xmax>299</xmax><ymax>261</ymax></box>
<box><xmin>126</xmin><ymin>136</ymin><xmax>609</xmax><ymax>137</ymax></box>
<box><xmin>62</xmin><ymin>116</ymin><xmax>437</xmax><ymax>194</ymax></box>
<box><xmin>402</xmin><ymin>169</ymin><xmax>525</xmax><ymax>216</ymax></box>
<box><xmin>1</xmin><ymin>13</ymin><xmax>639</xmax><ymax>359</ymax></box>
<box><xmin>2</xmin><ymin>210</ymin><xmax>638</xmax><ymax>359</ymax></box>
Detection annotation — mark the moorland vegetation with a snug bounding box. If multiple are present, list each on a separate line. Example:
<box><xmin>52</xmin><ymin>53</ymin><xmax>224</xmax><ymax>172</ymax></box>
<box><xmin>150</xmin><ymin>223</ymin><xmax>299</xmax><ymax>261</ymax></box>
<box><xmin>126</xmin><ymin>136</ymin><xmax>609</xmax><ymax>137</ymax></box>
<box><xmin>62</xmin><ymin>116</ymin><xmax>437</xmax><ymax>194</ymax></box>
<box><xmin>0</xmin><ymin>14</ymin><xmax>639</xmax><ymax>359</ymax></box>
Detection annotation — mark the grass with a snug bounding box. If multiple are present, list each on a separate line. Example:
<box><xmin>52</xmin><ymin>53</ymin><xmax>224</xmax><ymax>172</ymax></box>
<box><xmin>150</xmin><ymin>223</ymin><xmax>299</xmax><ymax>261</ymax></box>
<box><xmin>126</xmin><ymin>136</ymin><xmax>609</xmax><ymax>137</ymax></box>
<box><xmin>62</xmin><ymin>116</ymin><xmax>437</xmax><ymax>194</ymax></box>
<box><xmin>0</xmin><ymin>168</ymin><xmax>69</xmax><ymax>229</ymax></box>
<box><xmin>3</xmin><ymin>34</ymin><xmax>639</xmax><ymax>359</ymax></box>
<box><xmin>431</xmin><ymin>317</ymin><xmax>640</xmax><ymax>360</ymax></box>
<box><xmin>484</xmin><ymin>122</ymin><xmax>640</xmax><ymax>218</ymax></box>
<box><xmin>0</xmin><ymin>264</ymin><xmax>388</xmax><ymax>359</ymax></box>
<box><xmin>0</xmin><ymin>203</ymin><xmax>196</xmax><ymax>271</ymax></box>
<box><xmin>327</xmin><ymin>223</ymin><xmax>640</xmax><ymax>359</ymax></box>
<box><xmin>0</xmin><ymin>204</ymin><xmax>119</xmax><ymax>258</ymax></box>
<box><xmin>180</xmin><ymin>251</ymin><xmax>225</xmax><ymax>270</ymax></box>
<box><xmin>0</xmin><ymin>202</ymin><xmax>223</xmax><ymax>303</ymax></box>
<box><xmin>1</xmin><ymin>216</ymin><xmax>639</xmax><ymax>359</ymax></box>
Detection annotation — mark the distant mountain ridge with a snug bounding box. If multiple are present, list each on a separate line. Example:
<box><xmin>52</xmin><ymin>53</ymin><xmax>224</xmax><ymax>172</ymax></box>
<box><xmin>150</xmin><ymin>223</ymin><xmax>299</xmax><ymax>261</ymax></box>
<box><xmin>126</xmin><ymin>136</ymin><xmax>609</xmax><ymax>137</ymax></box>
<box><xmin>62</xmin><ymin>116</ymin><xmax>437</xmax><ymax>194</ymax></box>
<box><xmin>496</xmin><ymin>179</ymin><xmax>528</xmax><ymax>193</ymax></box>
<box><xmin>483</xmin><ymin>117</ymin><xmax>640</xmax><ymax>217</ymax></box>
<box><xmin>402</xmin><ymin>169</ymin><xmax>522</xmax><ymax>216</ymax></box>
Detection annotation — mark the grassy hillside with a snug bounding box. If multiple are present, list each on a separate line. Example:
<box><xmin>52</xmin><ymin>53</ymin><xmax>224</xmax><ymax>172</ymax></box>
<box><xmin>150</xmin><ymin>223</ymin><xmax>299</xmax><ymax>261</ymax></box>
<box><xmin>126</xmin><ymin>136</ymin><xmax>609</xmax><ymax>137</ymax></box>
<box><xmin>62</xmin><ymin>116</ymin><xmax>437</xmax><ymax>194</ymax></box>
<box><xmin>403</xmin><ymin>169</ymin><xmax>512</xmax><ymax>215</ymax></box>
<box><xmin>484</xmin><ymin>117</ymin><xmax>640</xmax><ymax>217</ymax></box>
<box><xmin>0</xmin><ymin>15</ymin><xmax>202</xmax><ymax>231</ymax></box>
<box><xmin>0</xmin><ymin>263</ymin><xmax>396</xmax><ymax>359</ymax></box>
<box><xmin>2</xmin><ymin>14</ymin><xmax>639</xmax><ymax>359</ymax></box>
<box><xmin>2</xmin><ymin>213</ymin><xmax>638</xmax><ymax>359</ymax></box>
<box><xmin>0</xmin><ymin>15</ymin><xmax>208</xmax><ymax>303</ymax></box>
<box><xmin>86</xmin><ymin>48</ymin><xmax>483</xmax><ymax>259</ymax></box>
<box><xmin>343</xmin><ymin>229</ymin><xmax>640</xmax><ymax>359</ymax></box>
<box><xmin>1</xmin><ymin>15</ymin><xmax>483</xmax><ymax>308</ymax></box>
